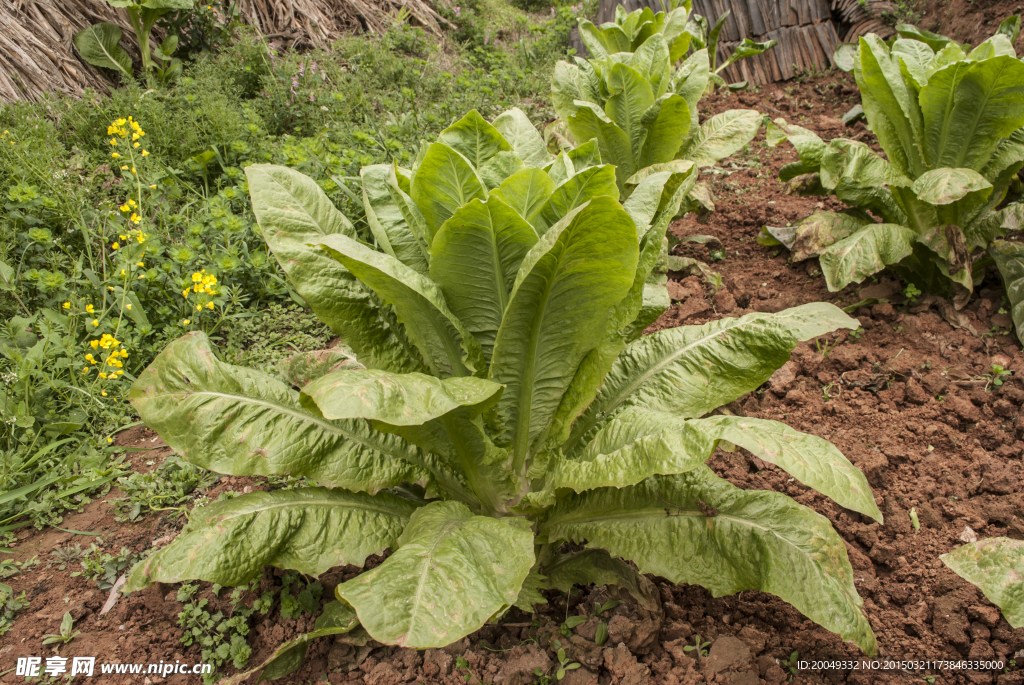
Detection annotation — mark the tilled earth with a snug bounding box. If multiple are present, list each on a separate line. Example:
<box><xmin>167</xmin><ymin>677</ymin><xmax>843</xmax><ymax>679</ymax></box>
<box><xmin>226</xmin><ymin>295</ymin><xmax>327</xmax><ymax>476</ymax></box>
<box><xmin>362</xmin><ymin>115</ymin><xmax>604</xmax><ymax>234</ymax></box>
<box><xmin>4</xmin><ymin>73</ymin><xmax>1024</xmax><ymax>685</ymax></box>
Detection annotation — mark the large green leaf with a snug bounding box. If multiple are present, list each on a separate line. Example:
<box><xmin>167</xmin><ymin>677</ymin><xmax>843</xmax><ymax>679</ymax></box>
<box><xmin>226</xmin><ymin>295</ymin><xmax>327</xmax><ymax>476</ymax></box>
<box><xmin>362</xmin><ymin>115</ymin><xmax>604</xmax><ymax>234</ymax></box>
<box><xmin>361</xmin><ymin>165</ymin><xmax>429</xmax><ymax>274</ymax></box>
<box><xmin>410</xmin><ymin>142</ymin><xmax>487</xmax><ymax>242</ymax></box>
<box><xmin>941</xmin><ymin>538</ymin><xmax>1024</xmax><ymax>628</ymax></box>
<box><xmin>721</xmin><ymin>38</ymin><xmax>778</xmax><ymax>70</ymax></box>
<box><xmin>605</xmin><ymin>64</ymin><xmax>655</xmax><ymax>167</ymax></box>
<box><xmin>491</xmin><ymin>197</ymin><xmax>639</xmax><ymax>473</ymax></box>
<box><xmin>672</xmin><ymin>49</ymin><xmax>709</xmax><ymax>127</ymax></box>
<box><xmin>551</xmin><ymin>60</ymin><xmax>602</xmax><ymax>123</ymax></box>
<box><xmin>689</xmin><ymin>416</ymin><xmax>882</xmax><ymax>521</ymax></box>
<box><xmin>891</xmin><ymin>39</ymin><xmax>935</xmax><ymax>88</ymax></box>
<box><xmin>491</xmin><ymin>168</ymin><xmax>556</xmax><ymax>225</ymax></box>
<box><xmin>301</xmin><ymin>369</ymin><xmax>502</xmax><ymax>426</ymax></box>
<box><xmin>579</xmin><ymin>20</ymin><xmax>631</xmax><ymax>59</ymax></box>
<box><xmin>856</xmin><ymin>35</ymin><xmax>924</xmax><ymax>178</ymax></box>
<box><xmin>638</xmin><ymin>95</ymin><xmax>690</xmax><ymax>168</ymax></box>
<box><xmin>438</xmin><ymin>110</ymin><xmax>513</xmax><ymax>170</ymax></box>
<box><xmin>129</xmin><ymin>332</ymin><xmax>423</xmax><ymax>492</ymax></box>
<box><xmin>766</xmin><ymin>119</ymin><xmax>825</xmax><ymax>179</ymax></box>
<box><xmin>629</xmin><ymin>33</ymin><xmax>671</xmax><ymax>96</ymax></box>
<box><xmin>819</xmin><ymin>139</ymin><xmax>913</xmax><ymax>191</ymax></box>
<box><xmin>989</xmin><ymin>240</ymin><xmax>1024</xmax><ymax>344</ymax></box>
<box><xmin>73</xmin><ymin>23</ymin><xmax>133</xmax><ymax>76</ymax></box>
<box><xmin>541</xmin><ymin>468</ymin><xmax>877</xmax><ymax>654</ymax></box>
<box><xmin>912</xmin><ymin>167</ymin><xmax>993</xmax><ymax>205</ymax></box>
<box><xmin>622</xmin><ymin>164</ymin><xmax>696</xmax><ymax>235</ymax></box>
<box><xmin>568</xmin><ymin>304</ymin><xmax>857</xmax><ymax>450</ymax></box>
<box><xmin>818</xmin><ymin>224</ymin><xmax>918</xmax><ymax>291</ymax></box>
<box><xmin>679</xmin><ymin>110</ymin><xmax>761</xmax><ymax>167</ymax></box>
<box><xmin>566</xmin><ymin>103</ymin><xmax>636</xmax><ymax>191</ymax></box>
<box><xmin>430</xmin><ymin>196</ymin><xmax>539</xmax><ymax>358</ymax></box>
<box><xmin>318</xmin><ymin>233</ymin><xmax>484</xmax><ymax>377</ymax></box>
<box><xmin>532</xmin><ymin>164</ymin><xmax>619</xmax><ymax>235</ymax></box>
<box><xmin>246</xmin><ymin>165</ymin><xmax>421</xmax><ymax>374</ymax></box>
<box><xmin>919</xmin><ymin>56</ymin><xmax>1024</xmax><ymax>172</ymax></box>
<box><xmin>493</xmin><ymin>108</ymin><xmax>551</xmax><ymax>168</ymax></box>
<box><xmin>125</xmin><ymin>487</ymin><xmax>418</xmax><ymax>591</ymax></box>
<box><xmin>549</xmin><ymin>407</ymin><xmax>712</xmax><ymax>492</ymax></box>
<box><xmin>335</xmin><ymin>500</ymin><xmax>534</xmax><ymax>648</ymax></box>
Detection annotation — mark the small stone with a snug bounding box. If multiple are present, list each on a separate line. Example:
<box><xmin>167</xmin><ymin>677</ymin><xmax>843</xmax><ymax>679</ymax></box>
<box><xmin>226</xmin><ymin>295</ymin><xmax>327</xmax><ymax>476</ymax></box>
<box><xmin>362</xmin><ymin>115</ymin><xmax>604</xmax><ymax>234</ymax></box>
<box><xmin>768</xmin><ymin>361</ymin><xmax>798</xmax><ymax>394</ymax></box>
<box><xmin>713</xmin><ymin>289</ymin><xmax>737</xmax><ymax>313</ymax></box>
<box><xmin>705</xmin><ymin>636</ymin><xmax>751</xmax><ymax>679</ymax></box>
<box><xmin>905</xmin><ymin>379</ymin><xmax>930</xmax><ymax>405</ymax></box>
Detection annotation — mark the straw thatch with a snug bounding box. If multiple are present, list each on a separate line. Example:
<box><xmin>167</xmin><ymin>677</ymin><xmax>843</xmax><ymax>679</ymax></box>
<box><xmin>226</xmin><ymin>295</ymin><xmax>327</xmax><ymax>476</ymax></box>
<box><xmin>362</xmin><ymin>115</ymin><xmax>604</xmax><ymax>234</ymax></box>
<box><xmin>0</xmin><ymin>0</ymin><xmax>445</xmax><ymax>104</ymax></box>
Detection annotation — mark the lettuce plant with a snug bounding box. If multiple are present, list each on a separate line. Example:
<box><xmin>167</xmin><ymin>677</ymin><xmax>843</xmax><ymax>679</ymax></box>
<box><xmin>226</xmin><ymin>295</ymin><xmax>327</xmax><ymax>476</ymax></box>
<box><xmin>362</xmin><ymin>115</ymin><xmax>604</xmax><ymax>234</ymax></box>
<box><xmin>766</xmin><ymin>26</ymin><xmax>1024</xmax><ymax>337</ymax></box>
<box><xmin>553</xmin><ymin>0</ymin><xmax>770</xmax><ymax>196</ymax></box>
<box><xmin>124</xmin><ymin>109</ymin><xmax>880</xmax><ymax>672</ymax></box>
<box><xmin>74</xmin><ymin>0</ymin><xmax>193</xmax><ymax>85</ymax></box>
<box><xmin>942</xmin><ymin>538</ymin><xmax>1024</xmax><ymax>628</ymax></box>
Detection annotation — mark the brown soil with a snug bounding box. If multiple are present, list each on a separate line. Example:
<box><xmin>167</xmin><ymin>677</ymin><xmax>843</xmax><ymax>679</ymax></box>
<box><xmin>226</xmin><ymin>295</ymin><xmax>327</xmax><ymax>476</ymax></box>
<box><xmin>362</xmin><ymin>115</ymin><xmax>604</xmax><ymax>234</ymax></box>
<box><xmin>910</xmin><ymin>0</ymin><xmax>1024</xmax><ymax>51</ymax></box>
<box><xmin>4</xmin><ymin>73</ymin><xmax>1024</xmax><ymax>685</ymax></box>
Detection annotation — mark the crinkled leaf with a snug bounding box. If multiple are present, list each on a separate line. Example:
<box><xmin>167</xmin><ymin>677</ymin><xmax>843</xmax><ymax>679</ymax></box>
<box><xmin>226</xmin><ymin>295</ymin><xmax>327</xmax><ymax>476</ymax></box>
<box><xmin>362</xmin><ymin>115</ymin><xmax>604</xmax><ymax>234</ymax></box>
<box><xmin>818</xmin><ymin>224</ymin><xmax>918</xmax><ymax>291</ymax></box>
<box><xmin>566</xmin><ymin>102</ymin><xmax>636</xmax><ymax>191</ymax></box>
<box><xmin>912</xmin><ymin>167</ymin><xmax>994</xmax><ymax>205</ymax></box>
<box><xmin>941</xmin><ymin>538</ymin><xmax>1024</xmax><ymax>628</ymax></box>
<box><xmin>410</xmin><ymin>142</ymin><xmax>486</xmax><ymax>242</ymax></box>
<box><xmin>895</xmin><ymin>23</ymin><xmax>961</xmax><ymax>52</ymax></box>
<box><xmin>551</xmin><ymin>60</ymin><xmax>602</xmax><ymax>123</ymax></box>
<box><xmin>679</xmin><ymin>110</ymin><xmax>761</xmax><ymax>167</ymax></box>
<box><xmin>361</xmin><ymin>165</ymin><xmax>429</xmax><ymax>274</ymax></box>
<box><xmin>492</xmin><ymin>108</ymin><xmax>551</xmax><ymax>168</ymax></box>
<box><xmin>430</xmin><ymin>196</ymin><xmax>539</xmax><ymax>358</ymax></box>
<box><xmin>544</xmin><ymin>549</ymin><xmax>659</xmax><ymax>613</ymax></box>
<box><xmin>919</xmin><ymin>56</ymin><xmax>1024</xmax><ymax>173</ymax></box>
<box><xmin>541</xmin><ymin>467</ymin><xmax>877</xmax><ymax>654</ymax></box>
<box><xmin>125</xmin><ymin>487</ymin><xmax>418</xmax><ymax>591</ymax></box>
<box><xmin>491</xmin><ymin>197</ymin><xmax>638</xmax><ymax>471</ymax></box>
<box><xmin>129</xmin><ymin>332</ymin><xmax>422</xmax><ymax>491</ymax></box>
<box><xmin>301</xmin><ymin>369</ymin><xmax>502</xmax><ymax>426</ymax></box>
<box><xmin>438</xmin><ymin>110</ymin><xmax>513</xmax><ymax>170</ymax></box>
<box><xmin>246</xmin><ymin>165</ymin><xmax>421</xmax><ymax>374</ymax></box>
<box><xmin>690</xmin><ymin>416</ymin><xmax>882</xmax><ymax>521</ymax></box>
<box><xmin>318</xmin><ymin>233</ymin><xmax>484</xmax><ymax>377</ymax></box>
<box><xmin>786</xmin><ymin>211</ymin><xmax>873</xmax><ymax>262</ymax></box>
<box><xmin>532</xmin><ymin>165</ymin><xmax>619</xmax><ymax>236</ymax></box>
<box><xmin>673</xmin><ymin>49</ymin><xmax>709</xmax><ymax>127</ymax></box>
<box><xmin>568</xmin><ymin>304</ymin><xmax>857</xmax><ymax>449</ymax></box>
<box><xmin>491</xmin><ymin>168</ymin><xmax>556</xmax><ymax>225</ymax></box>
<box><xmin>856</xmin><ymin>35</ymin><xmax>923</xmax><ymax>178</ymax></box>
<box><xmin>335</xmin><ymin>500</ymin><xmax>534</xmax><ymax>648</ymax></box>
<box><xmin>605</xmin><ymin>63</ymin><xmax>655</xmax><ymax>167</ymax></box>
<box><xmin>638</xmin><ymin>94</ymin><xmax>690</xmax><ymax>168</ymax></box>
<box><xmin>278</xmin><ymin>347</ymin><xmax>363</xmax><ymax>389</ymax></box>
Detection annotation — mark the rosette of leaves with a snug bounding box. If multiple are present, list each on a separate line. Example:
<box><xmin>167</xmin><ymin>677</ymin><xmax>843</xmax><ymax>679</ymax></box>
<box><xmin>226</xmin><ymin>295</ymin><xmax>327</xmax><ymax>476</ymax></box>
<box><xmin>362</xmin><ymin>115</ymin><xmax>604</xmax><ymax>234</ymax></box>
<box><xmin>553</xmin><ymin>1</ymin><xmax>772</xmax><ymax>196</ymax></box>
<box><xmin>765</xmin><ymin>23</ymin><xmax>1024</xmax><ymax>340</ymax></box>
<box><xmin>74</xmin><ymin>0</ymin><xmax>193</xmax><ymax>84</ymax></box>
<box><xmin>123</xmin><ymin>108</ymin><xmax>881</xmax><ymax>679</ymax></box>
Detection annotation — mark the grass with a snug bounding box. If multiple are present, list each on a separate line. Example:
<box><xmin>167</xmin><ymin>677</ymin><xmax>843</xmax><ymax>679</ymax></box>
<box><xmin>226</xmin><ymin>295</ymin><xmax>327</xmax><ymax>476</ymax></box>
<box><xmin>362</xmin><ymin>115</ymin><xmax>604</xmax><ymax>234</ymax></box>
<box><xmin>0</xmin><ymin>0</ymin><xmax>592</xmax><ymax>531</ymax></box>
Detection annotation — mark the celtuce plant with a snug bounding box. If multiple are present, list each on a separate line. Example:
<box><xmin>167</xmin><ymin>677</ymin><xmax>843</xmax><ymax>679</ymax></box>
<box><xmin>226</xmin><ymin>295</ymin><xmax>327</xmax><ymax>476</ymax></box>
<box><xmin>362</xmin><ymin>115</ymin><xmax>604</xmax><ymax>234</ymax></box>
<box><xmin>942</xmin><ymin>538</ymin><xmax>1024</xmax><ymax>628</ymax></box>
<box><xmin>553</xmin><ymin>0</ymin><xmax>770</xmax><ymax>197</ymax></box>
<box><xmin>765</xmin><ymin>23</ymin><xmax>1024</xmax><ymax>339</ymax></box>
<box><xmin>125</xmin><ymin>108</ymin><xmax>881</xmax><ymax>678</ymax></box>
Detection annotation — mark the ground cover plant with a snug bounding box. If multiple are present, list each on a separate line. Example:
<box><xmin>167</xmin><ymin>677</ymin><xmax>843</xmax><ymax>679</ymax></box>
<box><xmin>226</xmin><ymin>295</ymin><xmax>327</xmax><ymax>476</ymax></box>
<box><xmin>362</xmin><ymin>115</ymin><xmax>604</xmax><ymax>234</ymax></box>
<box><xmin>764</xmin><ymin>20</ymin><xmax>1024</xmax><ymax>339</ymax></box>
<box><xmin>550</xmin><ymin>0</ymin><xmax>772</xmax><ymax>197</ymax></box>
<box><xmin>122</xmin><ymin>106</ymin><xmax>885</xmax><ymax>682</ymax></box>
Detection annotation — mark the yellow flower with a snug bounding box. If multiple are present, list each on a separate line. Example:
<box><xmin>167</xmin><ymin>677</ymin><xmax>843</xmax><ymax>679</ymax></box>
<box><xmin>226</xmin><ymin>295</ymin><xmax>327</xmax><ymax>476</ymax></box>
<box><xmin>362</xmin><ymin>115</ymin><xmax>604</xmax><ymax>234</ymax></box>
<box><xmin>133</xmin><ymin>142</ymin><xmax>140</xmax><ymax>148</ymax></box>
<box><xmin>136</xmin><ymin>262</ymin><xmax>144</xmax><ymax>267</ymax></box>
<box><xmin>99</xmin><ymin>373</ymin><xmax>108</xmax><ymax>379</ymax></box>
<box><xmin>138</xmin><ymin>275</ymin><xmax>145</xmax><ymax>280</ymax></box>
<box><xmin>131</xmin><ymin>167</ymin><xmax>137</xmax><ymax>173</ymax></box>
<box><xmin>85</xmin><ymin>354</ymin><xmax>95</xmax><ymax>363</ymax></box>
<box><xmin>111</xmin><ymin>242</ymin><xmax>119</xmax><ymax>250</ymax></box>
<box><xmin>62</xmin><ymin>302</ymin><xmax>70</xmax><ymax>309</ymax></box>
<box><xmin>107</xmin><ymin>437</ymin><xmax>113</xmax><ymax>443</ymax></box>
<box><xmin>120</xmin><ymin>349</ymin><xmax>128</xmax><ymax>358</ymax></box>
<box><xmin>101</xmin><ymin>390</ymin><xmax>108</xmax><ymax>396</ymax></box>
<box><xmin>125</xmin><ymin>304</ymin><xmax>132</xmax><ymax>310</ymax></box>
<box><xmin>141</xmin><ymin>151</ymin><xmax>149</xmax><ymax>157</ymax></box>
<box><xmin>192</xmin><ymin>272</ymin><xmax>203</xmax><ymax>282</ymax></box>
<box><xmin>129</xmin><ymin>199</ymin><xmax>136</xmax><ymax>207</ymax></box>
<box><xmin>86</xmin><ymin>304</ymin><xmax>94</xmax><ymax>313</ymax></box>
<box><xmin>183</xmin><ymin>319</ymin><xmax>190</xmax><ymax>325</ymax></box>
<box><xmin>206</xmin><ymin>302</ymin><xmax>215</xmax><ymax>310</ymax></box>
<box><xmin>108</xmin><ymin>286</ymin><xmax>115</xmax><ymax>291</ymax></box>
<box><xmin>195</xmin><ymin>304</ymin><xmax>202</xmax><ymax>311</ymax></box>
<box><xmin>116</xmin><ymin>370</ymin><xmax>124</xmax><ymax>375</ymax></box>
<box><xmin>109</xmin><ymin>138</ymin><xmax>118</xmax><ymax>146</ymax></box>
<box><xmin>111</xmin><ymin>152</ymin><xmax>120</xmax><ymax>159</ymax></box>
<box><xmin>91</xmin><ymin>319</ymin><xmax>99</xmax><ymax>327</ymax></box>
<box><xmin>119</xmin><ymin>269</ymin><xmax>126</xmax><ymax>277</ymax></box>
<box><xmin>182</xmin><ymin>288</ymin><xmax>190</xmax><ymax>298</ymax></box>
<box><xmin>90</xmin><ymin>340</ymin><xmax>99</xmax><ymax>350</ymax></box>
<box><xmin>150</xmin><ymin>184</ymin><xmax>157</xmax><ymax>189</ymax></box>
<box><xmin>121</xmin><ymin>165</ymin><xmax>128</xmax><ymax>170</ymax></box>
<box><xmin>130</xmin><ymin>213</ymin><xmax>141</xmax><ymax>224</ymax></box>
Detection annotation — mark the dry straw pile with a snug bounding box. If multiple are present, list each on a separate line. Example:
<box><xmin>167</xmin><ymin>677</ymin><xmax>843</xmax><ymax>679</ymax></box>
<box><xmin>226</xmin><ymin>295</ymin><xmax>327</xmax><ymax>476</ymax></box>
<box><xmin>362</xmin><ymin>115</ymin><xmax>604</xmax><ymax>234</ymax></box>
<box><xmin>0</xmin><ymin>0</ymin><xmax>444</xmax><ymax>103</ymax></box>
